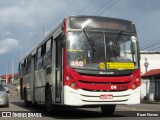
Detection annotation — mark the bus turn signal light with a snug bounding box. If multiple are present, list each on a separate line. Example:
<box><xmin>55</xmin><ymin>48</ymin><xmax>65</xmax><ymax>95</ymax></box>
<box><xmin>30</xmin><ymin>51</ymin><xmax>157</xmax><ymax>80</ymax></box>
<box><xmin>65</xmin><ymin>75</ymin><xmax>78</xmax><ymax>90</ymax></box>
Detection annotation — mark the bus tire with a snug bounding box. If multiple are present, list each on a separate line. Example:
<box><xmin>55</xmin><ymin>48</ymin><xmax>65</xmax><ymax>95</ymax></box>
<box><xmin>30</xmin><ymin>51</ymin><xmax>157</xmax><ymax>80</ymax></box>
<box><xmin>45</xmin><ymin>87</ymin><xmax>53</xmax><ymax>113</ymax></box>
<box><xmin>101</xmin><ymin>105</ymin><xmax>116</xmax><ymax>116</ymax></box>
<box><xmin>24</xmin><ymin>88</ymin><xmax>31</xmax><ymax>107</ymax></box>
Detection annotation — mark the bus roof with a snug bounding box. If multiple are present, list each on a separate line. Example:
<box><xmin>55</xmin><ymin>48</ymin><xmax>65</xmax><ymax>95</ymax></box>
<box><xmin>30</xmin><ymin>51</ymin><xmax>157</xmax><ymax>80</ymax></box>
<box><xmin>68</xmin><ymin>16</ymin><xmax>135</xmax><ymax>33</ymax></box>
<box><xmin>19</xmin><ymin>16</ymin><xmax>136</xmax><ymax>63</ymax></box>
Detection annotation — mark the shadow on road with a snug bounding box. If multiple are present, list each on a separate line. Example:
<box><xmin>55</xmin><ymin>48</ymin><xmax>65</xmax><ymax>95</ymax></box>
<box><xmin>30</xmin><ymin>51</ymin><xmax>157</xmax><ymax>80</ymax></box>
<box><xmin>10</xmin><ymin>102</ymin><xmax>126</xmax><ymax>119</ymax></box>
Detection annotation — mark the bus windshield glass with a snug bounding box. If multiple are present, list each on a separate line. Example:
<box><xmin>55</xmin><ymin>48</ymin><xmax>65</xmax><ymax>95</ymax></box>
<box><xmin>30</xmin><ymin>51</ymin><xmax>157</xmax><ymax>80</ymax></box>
<box><xmin>66</xmin><ymin>31</ymin><xmax>139</xmax><ymax>70</ymax></box>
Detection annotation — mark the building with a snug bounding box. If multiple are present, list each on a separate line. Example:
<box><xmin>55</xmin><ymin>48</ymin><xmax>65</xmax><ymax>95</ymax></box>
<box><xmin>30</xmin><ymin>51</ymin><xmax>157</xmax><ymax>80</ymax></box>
<box><xmin>0</xmin><ymin>73</ymin><xmax>19</xmax><ymax>83</ymax></box>
<box><xmin>140</xmin><ymin>51</ymin><xmax>160</xmax><ymax>75</ymax></box>
<box><xmin>141</xmin><ymin>69</ymin><xmax>160</xmax><ymax>101</ymax></box>
<box><xmin>140</xmin><ymin>51</ymin><xmax>160</xmax><ymax>101</ymax></box>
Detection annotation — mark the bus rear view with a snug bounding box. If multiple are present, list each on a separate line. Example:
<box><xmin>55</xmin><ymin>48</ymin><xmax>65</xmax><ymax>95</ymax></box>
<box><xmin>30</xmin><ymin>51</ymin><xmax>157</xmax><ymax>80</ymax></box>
<box><xmin>63</xmin><ymin>16</ymin><xmax>140</xmax><ymax>115</ymax></box>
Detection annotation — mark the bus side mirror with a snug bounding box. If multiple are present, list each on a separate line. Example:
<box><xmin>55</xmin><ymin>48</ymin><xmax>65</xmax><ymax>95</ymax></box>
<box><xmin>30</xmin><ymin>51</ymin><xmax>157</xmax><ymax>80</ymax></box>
<box><xmin>130</xmin><ymin>36</ymin><xmax>137</xmax><ymax>54</ymax></box>
<box><xmin>130</xmin><ymin>42</ymin><xmax>135</xmax><ymax>54</ymax></box>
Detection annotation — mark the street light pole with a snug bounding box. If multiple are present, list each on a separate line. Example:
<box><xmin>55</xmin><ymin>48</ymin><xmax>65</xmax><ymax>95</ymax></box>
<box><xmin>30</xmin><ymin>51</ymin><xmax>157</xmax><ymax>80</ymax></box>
<box><xmin>144</xmin><ymin>58</ymin><xmax>149</xmax><ymax>73</ymax></box>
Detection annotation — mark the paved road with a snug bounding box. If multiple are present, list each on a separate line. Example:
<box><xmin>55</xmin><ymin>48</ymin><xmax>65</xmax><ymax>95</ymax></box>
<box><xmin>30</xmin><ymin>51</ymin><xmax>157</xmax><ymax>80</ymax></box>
<box><xmin>0</xmin><ymin>84</ymin><xmax>160</xmax><ymax>120</ymax></box>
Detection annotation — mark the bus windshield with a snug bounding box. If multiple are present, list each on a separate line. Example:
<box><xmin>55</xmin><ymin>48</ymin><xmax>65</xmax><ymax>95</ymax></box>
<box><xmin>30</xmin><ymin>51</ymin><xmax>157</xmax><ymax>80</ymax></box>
<box><xmin>66</xmin><ymin>31</ymin><xmax>139</xmax><ymax>70</ymax></box>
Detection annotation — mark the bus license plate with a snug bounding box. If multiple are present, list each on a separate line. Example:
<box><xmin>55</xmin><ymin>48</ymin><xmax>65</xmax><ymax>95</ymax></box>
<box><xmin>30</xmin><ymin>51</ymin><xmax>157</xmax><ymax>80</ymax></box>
<box><xmin>100</xmin><ymin>94</ymin><xmax>113</xmax><ymax>99</ymax></box>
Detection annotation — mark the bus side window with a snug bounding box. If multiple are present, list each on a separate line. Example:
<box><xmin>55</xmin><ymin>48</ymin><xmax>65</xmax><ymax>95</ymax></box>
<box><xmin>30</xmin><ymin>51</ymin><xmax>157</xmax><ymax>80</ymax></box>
<box><xmin>18</xmin><ymin>64</ymin><xmax>22</xmax><ymax>77</ymax></box>
<box><xmin>36</xmin><ymin>46</ymin><xmax>43</xmax><ymax>70</ymax></box>
<box><xmin>46</xmin><ymin>39</ymin><xmax>52</xmax><ymax>53</ymax></box>
<box><xmin>21</xmin><ymin>63</ymin><xmax>24</xmax><ymax>75</ymax></box>
<box><xmin>43</xmin><ymin>38</ymin><xmax>52</xmax><ymax>67</ymax></box>
<box><xmin>26</xmin><ymin>56</ymin><xmax>31</xmax><ymax>74</ymax></box>
<box><xmin>56</xmin><ymin>35</ymin><xmax>63</xmax><ymax>68</ymax></box>
<box><xmin>23</xmin><ymin>59</ymin><xmax>27</xmax><ymax>75</ymax></box>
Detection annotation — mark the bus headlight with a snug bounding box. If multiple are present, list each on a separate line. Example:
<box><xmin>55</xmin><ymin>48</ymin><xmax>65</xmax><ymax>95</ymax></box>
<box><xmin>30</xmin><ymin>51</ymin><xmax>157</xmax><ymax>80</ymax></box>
<box><xmin>65</xmin><ymin>75</ymin><xmax>78</xmax><ymax>90</ymax></box>
<box><xmin>132</xmin><ymin>83</ymin><xmax>137</xmax><ymax>89</ymax></box>
<box><xmin>71</xmin><ymin>82</ymin><xmax>77</xmax><ymax>88</ymax></box>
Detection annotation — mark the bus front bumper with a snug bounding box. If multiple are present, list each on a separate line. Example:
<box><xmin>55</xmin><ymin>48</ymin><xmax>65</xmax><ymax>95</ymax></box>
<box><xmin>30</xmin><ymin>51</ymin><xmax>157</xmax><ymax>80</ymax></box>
<box><xmin>64</xmin><ymin>86</ymin><xmax>140</xmax><ymax>106</ymax></box>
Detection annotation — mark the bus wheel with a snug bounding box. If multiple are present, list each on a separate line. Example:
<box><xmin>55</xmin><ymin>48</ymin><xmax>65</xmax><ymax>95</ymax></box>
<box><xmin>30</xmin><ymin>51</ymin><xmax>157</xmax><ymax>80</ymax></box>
<box><xmin>24</xmin><ymin>89</ymin><xmax>31</xmax><ymax>107</ymax></box>
<box><xmin>45</xmin><ymin>87</ymin><xmax>53</xmax><ymax>113</ymax></box>
<box><xmin>101</xmin><ymin>105</ymin><xmax>116</xmax><ymax>116</ymax></box>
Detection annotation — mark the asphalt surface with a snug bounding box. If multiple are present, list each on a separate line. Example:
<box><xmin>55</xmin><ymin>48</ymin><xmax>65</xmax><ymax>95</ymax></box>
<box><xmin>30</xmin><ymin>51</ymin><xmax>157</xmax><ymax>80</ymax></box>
<box><xmin>0</xmin><ymin>84</ymin><xmax>159</xmax><ymax>120</ymax></box>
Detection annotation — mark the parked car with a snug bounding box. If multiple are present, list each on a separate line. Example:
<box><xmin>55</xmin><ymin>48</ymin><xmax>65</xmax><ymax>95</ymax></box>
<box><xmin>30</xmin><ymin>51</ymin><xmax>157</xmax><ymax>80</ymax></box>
<box><xmin>12</xmin><ymin>80</ymin><xmax>17</xmax><ymax>85</ymax></box>
<box><xmin>2</xmin><ymin>84</ymin><xmax>10</xmax><ymax>94</ymax></box>
<box><xmin>0</xmin><ymin>84</ymin><xmax>9</xmax><ymax>107</ymax></box>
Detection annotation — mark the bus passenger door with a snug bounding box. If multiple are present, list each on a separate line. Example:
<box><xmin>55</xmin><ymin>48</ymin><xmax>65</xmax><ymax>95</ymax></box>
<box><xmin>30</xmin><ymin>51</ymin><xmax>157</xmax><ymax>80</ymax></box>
<box><xmin>55</xmin><ymin>37</ymin><xmax>62</xmax><ymax>103</ymax></box>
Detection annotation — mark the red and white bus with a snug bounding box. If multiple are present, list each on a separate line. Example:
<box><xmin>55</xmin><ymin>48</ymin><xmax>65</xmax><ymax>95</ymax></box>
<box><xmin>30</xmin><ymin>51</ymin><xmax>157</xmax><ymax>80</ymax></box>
<box><xmin>19</xmin><ymin>16</ymin><xmax>140</xmax><ymax>115</ymax></box>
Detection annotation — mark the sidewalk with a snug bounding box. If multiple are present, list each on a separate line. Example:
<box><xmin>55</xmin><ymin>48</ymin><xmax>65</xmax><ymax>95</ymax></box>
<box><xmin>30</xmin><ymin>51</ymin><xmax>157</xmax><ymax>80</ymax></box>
<box><xmin>141</xmin><ymin>100</ymin><xmax>160</xmax><ymax>104</ymax></box>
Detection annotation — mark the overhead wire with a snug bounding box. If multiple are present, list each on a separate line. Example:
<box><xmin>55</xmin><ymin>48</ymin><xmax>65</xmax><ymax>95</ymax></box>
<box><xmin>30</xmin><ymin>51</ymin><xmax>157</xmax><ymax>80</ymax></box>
<box><xmin>149</xmin><ymin>46</ymin><xmax>160</xmax><ymax>51</ymax></box>
<box><xmin>94</xmin><ymin>0</ymin><xmax>120</xmax><ymax>15</ymax></box>
<box><xmin>46</xmin><ymin>0</ymin><xmax>75</xmax><ymax>30</ymax></box>
<box><xmin>31</xmin><ymin>0</ymin><xmax>121</xmax><ymax>48</ymax></box>
<box><xmin>140</xmin><ymin>41</ymin><xmax>160</xmax><ymax>51</ymax></box>
<box><xmin>141</xmin><ymin>39</ymin><xmax>160</xmax><ymax>50</ymax></box>
<box><xmin>47</xmin><ymin>0</ymin><xmax>119</xmax><ymax>30</ymax></box>
<box><xmin>31</xmin><ymin>0</ymin><xmax>75</xmax><ymax>48</ymax></box>
<box><xmin>77</xmin><ymin>0</ymin><xmax>96</xmax><ymax>15</ymax></box>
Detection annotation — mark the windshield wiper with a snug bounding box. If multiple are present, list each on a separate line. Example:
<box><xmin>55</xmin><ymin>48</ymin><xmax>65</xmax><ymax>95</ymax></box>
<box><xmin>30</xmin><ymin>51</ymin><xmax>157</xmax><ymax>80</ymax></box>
<box><xmin>112</xmin><ymin>31</ymin><xmax>123</xmax><ymax>58</ymax></box>
<box><xmin>113</xmin><ymin>31</ymin><xmax>123</xmax><ymax>49</ymax></box>
<box><xmin>83</xmin><ymin>28</ymin><xmax>96</xmax><ymax>51</ymax></box>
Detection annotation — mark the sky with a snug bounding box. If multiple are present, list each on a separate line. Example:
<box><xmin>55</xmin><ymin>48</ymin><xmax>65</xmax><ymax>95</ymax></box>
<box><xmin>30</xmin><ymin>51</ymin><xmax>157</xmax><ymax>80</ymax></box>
<box><xmin>0</xmin><ymin>0</ymin><xmax>160</xmax><ymax>75</ymax></box>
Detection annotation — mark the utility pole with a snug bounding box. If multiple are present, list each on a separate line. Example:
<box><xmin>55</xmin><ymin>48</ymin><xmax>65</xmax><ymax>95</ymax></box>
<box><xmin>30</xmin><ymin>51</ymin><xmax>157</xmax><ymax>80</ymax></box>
<box><xmin>12</xmin><ymin>58</ymin><xmax>14</xmax><ymax>83</ymax></box>
<box><xmin>6</xmin><ymin>62</ymin><xmax>8</xmax><ymax>83</ymax></box>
